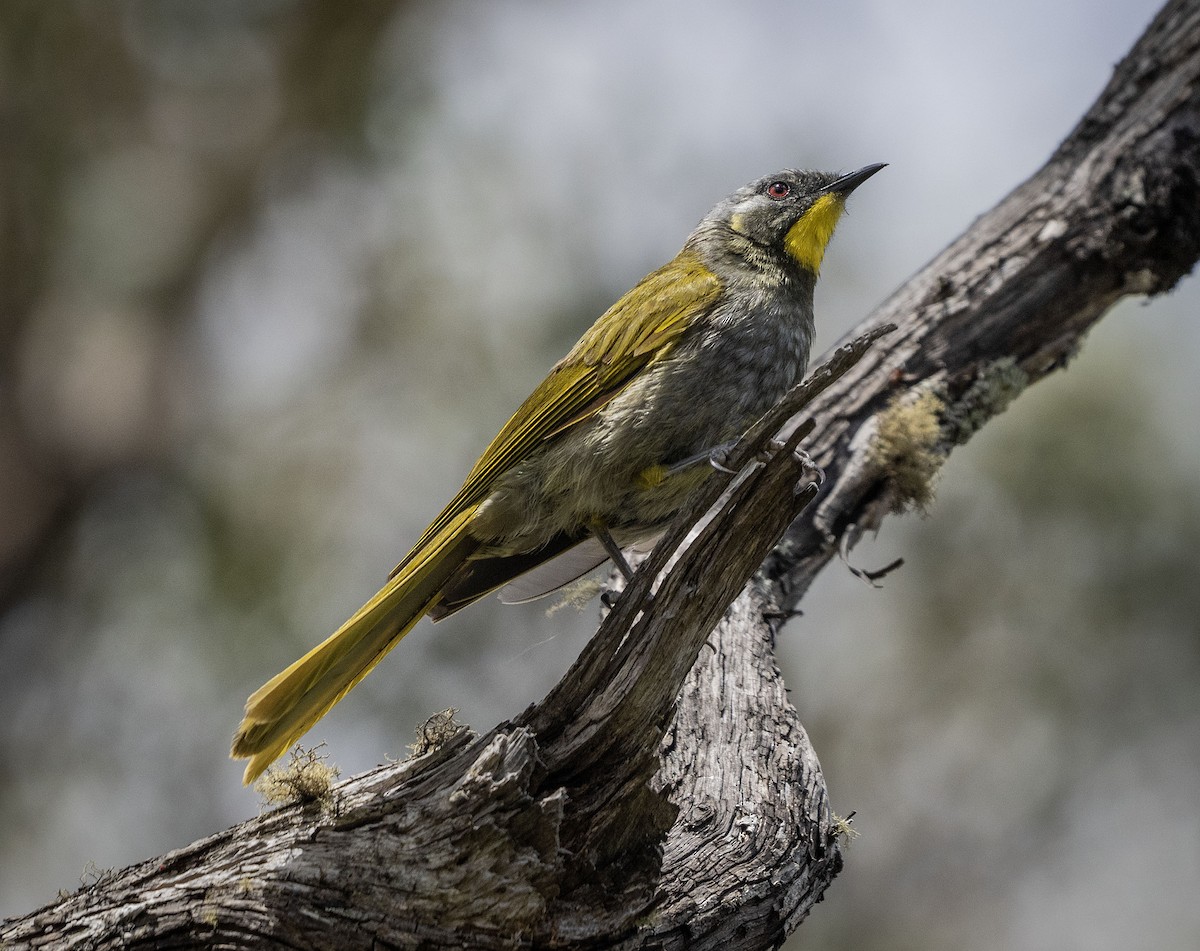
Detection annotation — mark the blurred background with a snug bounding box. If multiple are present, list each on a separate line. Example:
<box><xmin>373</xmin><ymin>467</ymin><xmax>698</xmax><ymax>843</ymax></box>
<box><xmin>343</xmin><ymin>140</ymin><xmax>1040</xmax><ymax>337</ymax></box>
<box><xmin>1</xmin><ymin>1</ymin><xmax>1197</xmax><ymax>947</ymax></box>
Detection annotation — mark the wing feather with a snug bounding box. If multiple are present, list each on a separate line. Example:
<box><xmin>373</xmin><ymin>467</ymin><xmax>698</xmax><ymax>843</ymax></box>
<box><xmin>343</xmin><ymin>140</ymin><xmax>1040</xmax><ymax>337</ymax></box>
<box><xmin>391</xmin><ymin>251</ymin><xmax>720</xmax><ymax>577</ymax></box>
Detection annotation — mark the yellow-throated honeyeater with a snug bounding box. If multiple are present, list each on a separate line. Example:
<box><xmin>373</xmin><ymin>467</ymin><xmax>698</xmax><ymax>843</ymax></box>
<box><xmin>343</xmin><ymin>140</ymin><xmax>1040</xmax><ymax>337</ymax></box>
<box><xmin>232</xmin><ymin>164</ymin><xmax>885</xmax><ymax>782</ymax></box>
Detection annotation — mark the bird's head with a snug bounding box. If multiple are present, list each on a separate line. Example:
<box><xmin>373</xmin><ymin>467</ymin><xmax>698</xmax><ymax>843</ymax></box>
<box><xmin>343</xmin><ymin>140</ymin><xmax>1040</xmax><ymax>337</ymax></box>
<box><xmin>692</xmin><ymin>163</ymin><xmax>886</xmax><ymax>277</ymax></box>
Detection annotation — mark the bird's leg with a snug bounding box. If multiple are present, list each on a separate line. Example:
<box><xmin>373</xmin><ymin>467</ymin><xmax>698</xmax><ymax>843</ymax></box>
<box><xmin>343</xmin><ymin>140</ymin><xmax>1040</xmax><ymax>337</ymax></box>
<box><xmin>664</xmin><ymin>439</ymin><xmax>739</xmax><ymax>477</ymax></box>
<box><xmin>590</xmin><ymin>520</ymin><xmax>636</xmax><ymax>582</ymax></box>
<box><xmin>589</xmin><ymin>521</ymin><xmax>638</xmax><ymax>610</ymax></box>
<box><xmin>669</xmin><ymin>437</ymin><xmax>824</xmax><ymax>486</ymax></box>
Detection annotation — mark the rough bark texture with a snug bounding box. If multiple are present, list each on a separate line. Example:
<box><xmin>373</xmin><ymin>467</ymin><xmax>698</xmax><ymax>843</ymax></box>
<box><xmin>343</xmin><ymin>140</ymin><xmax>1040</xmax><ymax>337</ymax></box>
<box><xmin>5</xmin><ymin>1</ymin><xmax>1199</xmax><ymax>947</ymax></box>
<box><xmin>767</xmin><ymin>0</ymin><xmax>1200</xmax><ymax>609</ymax></box>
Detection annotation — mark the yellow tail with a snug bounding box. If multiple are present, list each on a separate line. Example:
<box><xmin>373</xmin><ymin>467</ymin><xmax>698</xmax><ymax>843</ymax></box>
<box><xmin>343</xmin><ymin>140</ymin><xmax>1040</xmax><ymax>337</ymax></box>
<box><xmin>231</xmin><ymin>509</ymin><xmax>477</xmax><ymax>784</ymax></box>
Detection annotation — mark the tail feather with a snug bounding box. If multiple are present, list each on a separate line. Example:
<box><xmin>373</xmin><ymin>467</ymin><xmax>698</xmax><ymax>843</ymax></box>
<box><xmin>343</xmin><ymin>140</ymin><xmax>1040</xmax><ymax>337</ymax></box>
<box><xmin>231</xmin><ymin>509</ymin><xmax>478</xmax><ymax>784</ymax></box>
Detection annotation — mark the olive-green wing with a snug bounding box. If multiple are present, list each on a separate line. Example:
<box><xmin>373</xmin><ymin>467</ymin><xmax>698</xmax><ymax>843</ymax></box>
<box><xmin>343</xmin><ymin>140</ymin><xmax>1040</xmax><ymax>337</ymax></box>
<box><xmin>391</xmin><ymin>251</ymin><xmax>720</xmax><ymax>575</ymax></box>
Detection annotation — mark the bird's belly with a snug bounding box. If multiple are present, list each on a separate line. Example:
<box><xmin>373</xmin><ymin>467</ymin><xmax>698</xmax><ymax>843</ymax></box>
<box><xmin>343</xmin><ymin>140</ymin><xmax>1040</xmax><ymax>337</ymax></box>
<box><xmin>471</xmin><ymin>329</ymin><xmax>805</xmax><ymax>555</ymax></box>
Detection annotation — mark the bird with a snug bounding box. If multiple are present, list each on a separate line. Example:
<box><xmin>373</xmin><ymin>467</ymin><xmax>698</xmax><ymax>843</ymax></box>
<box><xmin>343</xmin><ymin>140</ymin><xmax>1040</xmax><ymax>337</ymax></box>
<box><xmin>232</xmin><ymin>163</ymin><xmax>885</xmax><ymax>783</ymax></box>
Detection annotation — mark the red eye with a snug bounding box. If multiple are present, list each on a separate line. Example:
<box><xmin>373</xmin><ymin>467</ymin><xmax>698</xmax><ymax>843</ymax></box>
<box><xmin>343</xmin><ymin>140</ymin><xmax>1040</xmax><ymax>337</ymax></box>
<box><xmin>766</xmin><ymin>181</ymin><xmax>791</xmax><ymax>200</ymax></box>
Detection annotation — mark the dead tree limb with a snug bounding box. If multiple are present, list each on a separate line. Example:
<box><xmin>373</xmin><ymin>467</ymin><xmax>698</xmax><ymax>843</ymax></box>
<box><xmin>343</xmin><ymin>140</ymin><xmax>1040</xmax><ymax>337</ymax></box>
<box><xmin>4</xmin><ymin>0</ymin><xmax>1198</xmax><ymax>947</ymax></box>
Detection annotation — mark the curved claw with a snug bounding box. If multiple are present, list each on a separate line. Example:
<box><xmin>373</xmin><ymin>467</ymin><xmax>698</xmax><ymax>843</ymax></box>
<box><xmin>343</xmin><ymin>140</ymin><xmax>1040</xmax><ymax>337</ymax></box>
<box><xmin>761</xmin><ymin>437</ymin><xmax>824</xmax><ymax>487</ymax></box>
<box><xmin>708</xmin><ymin>445</ymin><xmax>738</xmax><ymax>474</ymax></box>
<box><xmin>794</xmin><ymin>448</ymin><xmax>825</xmax><ymax>487</ymax></box>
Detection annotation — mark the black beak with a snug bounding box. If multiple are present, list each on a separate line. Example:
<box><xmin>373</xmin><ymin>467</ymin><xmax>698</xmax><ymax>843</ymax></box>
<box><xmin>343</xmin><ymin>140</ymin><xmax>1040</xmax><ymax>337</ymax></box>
<box><xmin>825</xmin><ymin>163</ymin><xmax>887</xmax><ymax>196</ymax></box>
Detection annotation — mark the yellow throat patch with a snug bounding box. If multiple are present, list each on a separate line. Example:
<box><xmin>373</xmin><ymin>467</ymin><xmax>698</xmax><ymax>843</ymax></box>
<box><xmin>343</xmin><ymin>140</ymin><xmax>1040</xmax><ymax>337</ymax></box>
<box><xmin>784</xmin><ymin>193</ymin><xmax>846</xmax><ymax>274</ymax></box>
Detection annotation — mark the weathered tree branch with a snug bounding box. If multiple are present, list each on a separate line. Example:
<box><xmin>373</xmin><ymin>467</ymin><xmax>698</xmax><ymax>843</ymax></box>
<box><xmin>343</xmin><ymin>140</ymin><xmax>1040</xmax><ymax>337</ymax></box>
<box><xmin>5</xmin><ymin>0</ymin><xmax>1198</xmax><ymax>947</ymax></box>
<box><xmin>769</xmin><ymin>0</ymin><xmax>1200</xmax><ymax>610</ymax></box>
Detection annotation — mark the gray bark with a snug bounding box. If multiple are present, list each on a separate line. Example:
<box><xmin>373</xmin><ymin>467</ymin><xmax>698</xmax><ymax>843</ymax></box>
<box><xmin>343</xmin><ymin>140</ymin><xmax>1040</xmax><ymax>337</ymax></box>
<box><xmin>4</xmin><ymin>0</ymin><xmax>1198</xmax><ymax>947</ymax></box>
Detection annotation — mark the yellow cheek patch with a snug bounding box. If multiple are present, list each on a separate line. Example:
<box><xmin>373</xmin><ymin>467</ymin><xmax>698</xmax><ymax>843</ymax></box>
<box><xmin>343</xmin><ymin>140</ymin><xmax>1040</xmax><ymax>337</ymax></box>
<box><xmin>784</xmin><ymin>193</ymin><xmax>846</xmax><ymax>273</ymax></box>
